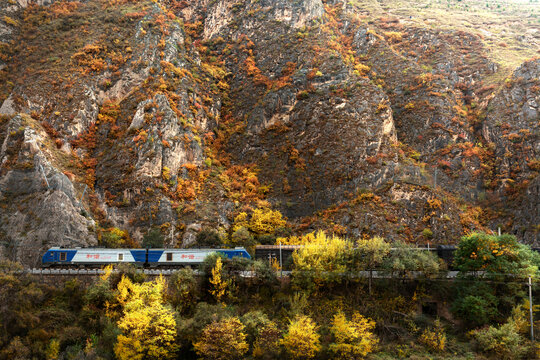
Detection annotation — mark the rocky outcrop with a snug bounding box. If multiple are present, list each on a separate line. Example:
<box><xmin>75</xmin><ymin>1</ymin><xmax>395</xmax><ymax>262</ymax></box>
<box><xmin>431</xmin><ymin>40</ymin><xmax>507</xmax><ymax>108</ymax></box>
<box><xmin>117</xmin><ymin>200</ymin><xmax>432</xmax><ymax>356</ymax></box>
<box><xmin>482</xmin><ymin>59</ymin><xmax>539</xmax><ymax>243</ymax></box>
<box><xmin>0</xmin><ymin>114</ymin><xmax>95</xmax><ymax>266</ymax></box>
<box><xmin>183</xmin><ymin>0</ymin><xmax>324</xmax><ymax>40</ymax></box>
<box><xmin>483</xmin><ymin>59</ymin><xmax>540</xmax><ymax>170</ymax></box>
<box><xmin>229</xmin><ymin>76</ymin><xmax>398</xmax><ymax>216</ymax></box>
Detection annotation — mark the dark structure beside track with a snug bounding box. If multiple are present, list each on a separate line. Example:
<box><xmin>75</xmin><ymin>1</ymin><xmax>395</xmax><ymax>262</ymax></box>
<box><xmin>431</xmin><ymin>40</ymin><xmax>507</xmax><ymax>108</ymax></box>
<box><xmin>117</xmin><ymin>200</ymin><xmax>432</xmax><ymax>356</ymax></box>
<box><xmin>254</xmin><ymin>245</ymin><xmax>302</xmax><ymax>270</ymax></box>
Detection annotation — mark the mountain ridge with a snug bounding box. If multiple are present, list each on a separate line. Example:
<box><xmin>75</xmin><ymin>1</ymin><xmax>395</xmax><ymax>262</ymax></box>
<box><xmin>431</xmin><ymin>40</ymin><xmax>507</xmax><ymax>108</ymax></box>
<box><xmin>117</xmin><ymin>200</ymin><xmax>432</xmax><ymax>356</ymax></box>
<box><xmin>0</xmin><ymin>0</ymin><xmax>537</xmax><ymax>266</ymax></box>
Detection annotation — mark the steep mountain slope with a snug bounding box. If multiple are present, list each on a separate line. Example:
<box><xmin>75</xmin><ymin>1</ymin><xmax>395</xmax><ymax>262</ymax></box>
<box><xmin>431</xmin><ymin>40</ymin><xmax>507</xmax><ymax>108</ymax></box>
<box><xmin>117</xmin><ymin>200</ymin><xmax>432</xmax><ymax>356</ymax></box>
<box><xmin>0</xmin><ymin>0</ymin><xmax>537</xmax><ymax>266</ymax></box>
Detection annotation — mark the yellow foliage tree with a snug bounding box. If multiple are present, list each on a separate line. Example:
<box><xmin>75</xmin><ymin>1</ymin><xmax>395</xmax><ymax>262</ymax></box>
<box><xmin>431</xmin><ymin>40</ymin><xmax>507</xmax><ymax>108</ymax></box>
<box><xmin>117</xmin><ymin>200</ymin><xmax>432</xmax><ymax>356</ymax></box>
<box><xmin>277</xmin><ymin>232</ymin><xmax>316</xmax><ymax>245</ymax></box>
<box><xmin>292</xmin><ymin>231</ymin><xmax>354</xmax><ymax>286</ymax></box>
<box><xmin>100</xmin><ymin>264</ymin><xmax>114</xmax><ymax>282</ymax></box>
<box><xmin>232</xmin><ymin>212</ymin><xmax>249</xmax><ymax>232</ymax></box>
<box><xmin>280</xmin><ymin>315</ymin><xmax>321</xmax><ymax>360</ymax></box>
<box><xmin>249</xmin><ymin>207</ymin><xmax>286</xmax><ymax>234</ymax></box>
<box><xmin>293</xmin><ymin>231</ymin><xmax>353</xmax><ymax>272</ymax></box>
<box><xmin>329</xmin><ymin>311</ymin><xmax>378</xmax><ymax>359</ymax></box>
<box><xmin>45</xmin><ymin>339</ymin><xmax>60</xmax><ymax>360</ymax></box>
<box><xmin>419</xmin><ymin>318</ymin><xmax>446</xmax><ymax>352</ymax></box>
<box><xmin>114</xmin><ymin>275</ymin><xmax>178</xmax><ymax>360</ymax></box>
<box><xmin>193</xmin><ymin>317</ymin><xmax>249</xmax><ymax>360</ymax></box>
<box><xmin>209</xmin><ymin>257</ymin><xmax>227</xmax><ymax>303</ymax></box>
<box><xmin>99</xmin><ymin>227</ymin><xmax>138</xmax><ymax>248</ymax></box>
<box><xmin>233</xmin><ymin>207</ymin><xmax>286</xmax><ymax>235</ymax></box>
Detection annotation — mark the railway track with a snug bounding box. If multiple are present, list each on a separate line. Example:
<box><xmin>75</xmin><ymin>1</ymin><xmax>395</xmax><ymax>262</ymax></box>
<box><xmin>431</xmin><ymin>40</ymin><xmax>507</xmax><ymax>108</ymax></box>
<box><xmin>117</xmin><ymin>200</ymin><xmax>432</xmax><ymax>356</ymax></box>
<box><xmin>21</xmin><ymin>268</ymin><xmax>466</xmax><ymax>279</ymax></box>
<box><xmin>25</xmin><ymin>268</ymin><xmax>185</xmax><ymax>276</ymax></box>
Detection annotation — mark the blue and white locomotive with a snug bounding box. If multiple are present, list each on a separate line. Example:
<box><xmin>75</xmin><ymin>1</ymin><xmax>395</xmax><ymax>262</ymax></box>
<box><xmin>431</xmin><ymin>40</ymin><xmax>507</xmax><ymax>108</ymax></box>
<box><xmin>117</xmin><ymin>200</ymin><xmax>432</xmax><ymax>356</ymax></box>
<box><xmin>42</xmin><ymin>247</ymin><xmax>251</xmax><ymax>267</ymax></box>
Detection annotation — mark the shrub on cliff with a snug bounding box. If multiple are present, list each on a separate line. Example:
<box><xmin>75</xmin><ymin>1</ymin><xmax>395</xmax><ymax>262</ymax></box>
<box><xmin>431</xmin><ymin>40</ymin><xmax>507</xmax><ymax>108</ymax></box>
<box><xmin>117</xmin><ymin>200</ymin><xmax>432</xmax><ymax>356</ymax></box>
<box><xmin>142</xmin><ymin>228</ymin><xmax>164</xmax><ymax>248</ymax></box>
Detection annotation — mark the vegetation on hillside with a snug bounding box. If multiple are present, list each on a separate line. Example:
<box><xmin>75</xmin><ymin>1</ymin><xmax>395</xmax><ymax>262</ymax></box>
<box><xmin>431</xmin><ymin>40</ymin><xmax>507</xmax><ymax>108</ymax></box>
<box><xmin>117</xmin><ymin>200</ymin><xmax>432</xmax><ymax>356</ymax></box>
<box><xmin>0</xmin><ymin>232</ymin><xmax>539</xmax><ymax>359</ymax></box>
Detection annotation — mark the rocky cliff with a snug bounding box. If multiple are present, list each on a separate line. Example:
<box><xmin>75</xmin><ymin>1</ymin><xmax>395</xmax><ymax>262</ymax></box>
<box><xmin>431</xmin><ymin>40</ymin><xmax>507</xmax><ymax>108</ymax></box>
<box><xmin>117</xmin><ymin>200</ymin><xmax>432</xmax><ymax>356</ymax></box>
<box><xmin>0</xmin><ymin>0</ymin><xmax>538</xmax><ymax>266</ymax></box>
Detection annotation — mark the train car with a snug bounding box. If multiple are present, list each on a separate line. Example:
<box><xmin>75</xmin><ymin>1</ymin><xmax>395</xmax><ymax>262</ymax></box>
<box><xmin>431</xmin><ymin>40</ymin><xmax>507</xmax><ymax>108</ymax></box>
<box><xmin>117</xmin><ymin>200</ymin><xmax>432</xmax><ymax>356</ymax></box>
<box><xmin>42</xmin><ymin>247</ymin><xmax>145</xmax><ymax>267</ymax></box>
<box><xmin>42</xmin><ymin>247</ymin><xmax>251</xmax><ymax>268</ymax></box>
<box><xmin>148</xmin><ymin>247</ymin><xmax>251</xmax><ymax>267</ymax></box>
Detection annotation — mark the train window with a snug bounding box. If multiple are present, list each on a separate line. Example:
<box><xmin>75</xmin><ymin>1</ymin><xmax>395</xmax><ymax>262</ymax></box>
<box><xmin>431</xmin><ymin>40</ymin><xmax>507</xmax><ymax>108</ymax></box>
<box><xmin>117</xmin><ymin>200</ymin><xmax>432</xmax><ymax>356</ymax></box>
<box><xmin>118</xmin><ymin>253</ymin><xmax>124</xmax><ymax>261</ymax></box>
<box><xmin>166</xmin><ymin>253</ymin><xmax>172</xmax><ymax>261</ymax></box>
<box><xmin>60</xmin><ymin>252</ymin><xmax>67</xmax><ymax>261</ymax></box>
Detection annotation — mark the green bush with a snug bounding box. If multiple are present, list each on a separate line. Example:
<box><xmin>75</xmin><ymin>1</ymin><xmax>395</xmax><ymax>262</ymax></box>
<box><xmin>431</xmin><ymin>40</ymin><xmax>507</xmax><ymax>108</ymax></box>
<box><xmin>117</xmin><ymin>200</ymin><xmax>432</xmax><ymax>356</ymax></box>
<box><xmin>142</xmin><ymin>228</ymin><xmax>164</xmax><ymax>248</ymax></box>
<box><xmin>230</xmin><ymin>226</ymin><xmax>255</xmax><ymax>248</ymax></box>
<box><xmin>108</xmin><ymin>263</ymin><xmax>145</xmax><ymax>288</ymax></box>
<box><xmin>177</xmin><ymin>302</ymin><xmax>234</xmax><ymax>345</ymax></box>
<box><xmin>382</xmin><ymin>241</ymin><xmax>440</xmax><ymax>278</ymax></box>
<box><xmin>472</xmin><ymin>322</ymin><xmax>527</xmax><ymax>359</ymax></box>
<box><xmin>240</xmin><ymin>310</ymin><xmax>270</xmax><ymax>345</ymax></box>
<box><xmin>167</xmin><ymin>268</ymin><xmax>200</xmax><ymax>314</ymax></box>
<box><xmin>454</xmin><ymin>232</ymin><xmax>540</xmax><ymax>277</ymax></box>
<box><xmin>196</xmin><ymin>228</ymin><xmax>223</xmax><ymax>247</ymax></box>
<box><xmin>452</xmin><ymin>232</ymin><xmax>540</xmax><ymax>327</ymax></box>
<box><xmin>451</xmin><ymin>282</ymin><xmax>499</xmax><ymax>327</ymax></box>
<box><xmin>422</xmin><ymin>228</ymin><xmax>433</xmax><ymax>239</ymax></box>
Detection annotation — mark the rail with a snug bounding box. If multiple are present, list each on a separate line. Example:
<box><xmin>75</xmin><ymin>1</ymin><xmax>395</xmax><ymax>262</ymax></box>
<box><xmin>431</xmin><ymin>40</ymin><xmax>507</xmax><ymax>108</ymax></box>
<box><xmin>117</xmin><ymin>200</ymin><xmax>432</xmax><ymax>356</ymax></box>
<box><xmin>21</xmin><ymin>268</ymin><xmax>465</xmax><ymax>278</ymax></box>
<box><xmin>24</xmin><ymin>268</ymin><xmax>180</xmax><ymax>276</ymax></box>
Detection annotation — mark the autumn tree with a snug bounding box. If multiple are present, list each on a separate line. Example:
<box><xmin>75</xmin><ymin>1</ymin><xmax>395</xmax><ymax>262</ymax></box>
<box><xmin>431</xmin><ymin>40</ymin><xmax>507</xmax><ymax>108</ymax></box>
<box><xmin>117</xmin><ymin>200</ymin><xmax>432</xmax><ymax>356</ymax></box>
<box><xmin>45</xmin><ymin>339</ymin><xmax>59</xmax><ymax>360</ymax></box>
<box><xmin>176</xmin><ymin>302</ymin><xmax>233</xmax><ymax>347</ymax></box>
<box><xmin>280</xmin><ymin>315</ymin><xmax>321</xmax><ymax>360</ymax></box>
<box><xmin>355</xmin><ymin>236</ymin><xmax>390</xmax><ymax>294</ymax></box>
<box><xmin>418</xmin><ymin>318</ymin><xmax>446</xmax><ymax>352</ymax></box>
<box><xmin>471</xmin><ymin>307</ymin><xmax>529</xmax><ymax>359</ymax></box>
<box><xmin>99</xmin><ymin>227</ymin><xmax>138</xmax><ymax>248</ymax></box>
<box><xmin>329</xmin><ymin>311</ymin><xmax>378</xmax><ymax>359</ymax></box>
<box><xmin>193</xmin><ymin>317</ymin><xmax>249</xmax><ymax>360</ymax></box>
<box><xmin>249</xmin><ymin>207</ymin><xmax>287</xmax><ymax>234</ymax></box>
<box><xmin>452</xmin><ymin>232</ymin><xmax>540</xmax><ymax>327</ymax></box>
<box><xmin>233</xmin><ymin>207</ymin><xmax>287</xmax><ymax>236</ymax></box>
<box><xmin>0</xmin><ymin>261</ymin><xmax>46</xmax><ymax>358</ymax></box>
<box><xmin>382</xmin><ymin>241</ymin><xmax>440</xmax><ymax>278</ymax></box>
<box><xmin>114</xmin><ymin>275</ymin><xmax>178</xmax><ymax>360</ymax></box>
<box><xmin>454</xmin><ymin>232</ymin><xmax>539</xmax><ymax>278</ymax></box>
<box><xmin>230</xmin><ymin>226</ymin><xmax>255</xmax><ymax>250</ymax></box>
<box><xmin>209</xmin><ymin>256</ymin><xmax>228</xmax><ymax>303</ymax></box>
<box><xmin>277</xmin><ymin>232</ymin><xmax>317</xmax><ymax>245</ymax></box>
<box><xmin>240</xmin><ymin>310</ymin><xmax>271</xmax><ymax>346</ymax></box>
<box><xmin>196</xmin><ymin>228</ymin><xmax>223</xmax><ymax>248</ymax></box>
<box><xmin>167</xmin><ymin>267</ymin><xmax>200</xmax><ymax>314</ymax></box>
<box><xmin>252</xmin><ymin>321</ymin><xmax>281</xmax><ymax>359</ymax></box>
<box><xmin>292</xmin><ymin>231</ymin><xmax>354</xmax><ymax>289</ymax></box>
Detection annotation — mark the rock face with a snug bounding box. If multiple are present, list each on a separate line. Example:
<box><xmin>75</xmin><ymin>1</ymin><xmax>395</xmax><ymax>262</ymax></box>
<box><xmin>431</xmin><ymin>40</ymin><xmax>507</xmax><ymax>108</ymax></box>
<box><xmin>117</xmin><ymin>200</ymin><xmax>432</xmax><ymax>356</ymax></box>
<box><xmin>0</xmin><ymin>0</ymin><xmax>538</xmax><ymax>265</ymax></box>
<box><xmin>229</xmin><ymin>77</ymin><xmax>398</xmax><ymax>216</ymax></box>
<box><xmin>0</xmin><ymin>115</ymin><xmax>96</xmax><ymax>267</ymax></box>
<box><xmin>483</xmin><ymin>59</ymin><xmax>540</xmax><ymax>176</ymax></box>
<box><xmin>183</xmin><ymin>0</ymin><xmax>324</xmax><ymax>39</ymax></box>
<box><xmin>482</xmin><ymin>59</ymin><xmax>540</xmax><ymax>243</ymax></box>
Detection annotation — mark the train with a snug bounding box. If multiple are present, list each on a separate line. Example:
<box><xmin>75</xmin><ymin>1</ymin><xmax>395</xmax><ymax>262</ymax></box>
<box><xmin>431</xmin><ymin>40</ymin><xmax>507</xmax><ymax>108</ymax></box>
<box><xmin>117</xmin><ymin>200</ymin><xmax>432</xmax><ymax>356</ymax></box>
<box><xmin>42</xmin><ymin>247</ymin><xmax>251</xmax><ymax>267</ymax></box>
<box><xmin>41</xmin><ymin>245</ymin><xmax>456</xmax><ymax>269</ymax></box>
<box><xmin>43</xmin><ymin>244</ymin><xmax>540</xmax><ymax>270</ymax></box>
